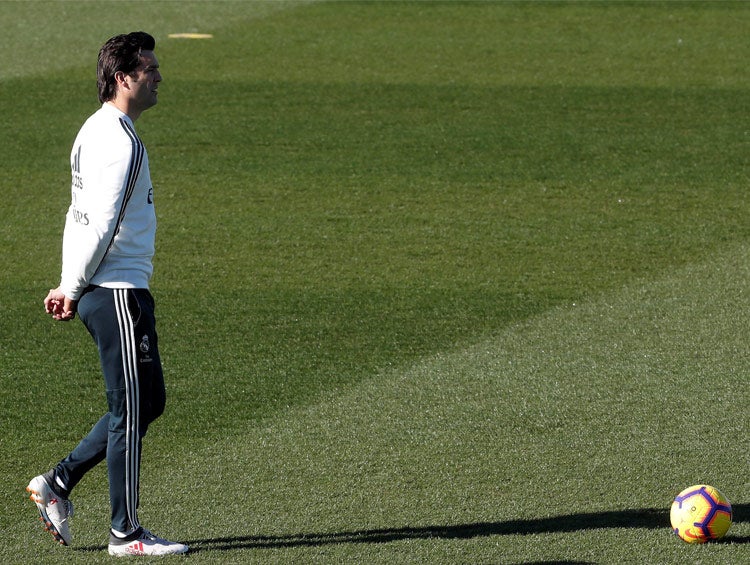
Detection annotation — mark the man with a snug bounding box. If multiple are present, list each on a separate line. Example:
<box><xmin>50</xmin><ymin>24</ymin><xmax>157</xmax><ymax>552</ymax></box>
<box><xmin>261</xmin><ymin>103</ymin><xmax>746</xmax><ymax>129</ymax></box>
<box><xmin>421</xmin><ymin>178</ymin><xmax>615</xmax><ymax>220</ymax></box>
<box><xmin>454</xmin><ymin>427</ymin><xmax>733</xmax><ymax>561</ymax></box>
<box><xmin>26</xmin><ymin>32</ymin><xmax>188</xmax><ymax>557</ymax></box>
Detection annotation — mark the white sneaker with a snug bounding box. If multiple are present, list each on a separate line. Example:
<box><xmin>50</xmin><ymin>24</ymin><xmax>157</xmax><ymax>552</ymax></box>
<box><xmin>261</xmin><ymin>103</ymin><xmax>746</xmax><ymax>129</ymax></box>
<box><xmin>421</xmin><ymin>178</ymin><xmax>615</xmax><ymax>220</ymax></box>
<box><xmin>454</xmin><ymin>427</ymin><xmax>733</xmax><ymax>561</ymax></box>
<box><xmin>108</xmin><ymin>528</ymin><xmax>189</xmax><ymax>556</ymax></box>
<box><xmin>26</xmin><ymin>475</ymin><xmax>74</xmax><ymax>546</ymax></box>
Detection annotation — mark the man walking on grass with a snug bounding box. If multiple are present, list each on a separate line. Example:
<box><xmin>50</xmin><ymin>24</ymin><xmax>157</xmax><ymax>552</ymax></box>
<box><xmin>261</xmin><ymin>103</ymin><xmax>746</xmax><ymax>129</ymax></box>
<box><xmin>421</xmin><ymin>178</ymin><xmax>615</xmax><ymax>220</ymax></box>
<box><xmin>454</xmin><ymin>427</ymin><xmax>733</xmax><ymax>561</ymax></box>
<box><xmin>26</xmin><ymin>31</ymin><xmax>188</xmax><ymax>557</ymax></box>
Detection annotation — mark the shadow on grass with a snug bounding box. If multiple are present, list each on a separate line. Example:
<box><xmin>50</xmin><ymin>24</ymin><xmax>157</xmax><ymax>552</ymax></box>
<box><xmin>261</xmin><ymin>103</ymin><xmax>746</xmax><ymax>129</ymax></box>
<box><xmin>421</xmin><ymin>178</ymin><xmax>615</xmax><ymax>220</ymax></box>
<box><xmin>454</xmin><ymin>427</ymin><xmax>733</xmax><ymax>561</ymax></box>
<box><xmin>184</xmin><ymin>504</ymin><xmax>750</xmax><ymax>553</ymax></box>
<box><xmin>75</xmin><ymin>504</ymin><xmax>750</xmax><ymax>554</ymax></box>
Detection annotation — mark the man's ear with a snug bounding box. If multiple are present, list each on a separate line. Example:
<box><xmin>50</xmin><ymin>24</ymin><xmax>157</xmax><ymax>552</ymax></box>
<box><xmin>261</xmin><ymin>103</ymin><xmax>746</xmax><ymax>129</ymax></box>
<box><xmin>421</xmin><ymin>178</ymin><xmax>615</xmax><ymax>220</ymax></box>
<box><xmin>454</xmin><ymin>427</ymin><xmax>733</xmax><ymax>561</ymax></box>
<box><xmin>114</xmin><ymin>70</ymin><xmax>129</xmax><ymax>90</ymax></box>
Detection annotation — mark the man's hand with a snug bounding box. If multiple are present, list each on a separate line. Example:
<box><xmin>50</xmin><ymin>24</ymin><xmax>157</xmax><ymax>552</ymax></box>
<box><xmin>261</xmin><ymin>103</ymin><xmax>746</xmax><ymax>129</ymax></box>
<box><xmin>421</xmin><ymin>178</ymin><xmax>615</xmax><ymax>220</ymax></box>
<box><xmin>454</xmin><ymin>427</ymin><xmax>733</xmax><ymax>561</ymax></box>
<box><xmin>44</xmin><ymin>288</ymin><xmax>77</xmax><ymax>321</ymax></box>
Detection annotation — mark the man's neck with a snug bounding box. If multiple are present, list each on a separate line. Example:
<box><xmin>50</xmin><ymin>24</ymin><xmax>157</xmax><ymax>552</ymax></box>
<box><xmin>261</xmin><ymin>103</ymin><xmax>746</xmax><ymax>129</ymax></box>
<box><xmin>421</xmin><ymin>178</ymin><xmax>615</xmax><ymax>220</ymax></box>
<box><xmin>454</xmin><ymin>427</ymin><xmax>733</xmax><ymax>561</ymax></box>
<box><xmin>107</xmin><ymin>99</ymin><xmax>141</xmax><ymax>122</ymax></box>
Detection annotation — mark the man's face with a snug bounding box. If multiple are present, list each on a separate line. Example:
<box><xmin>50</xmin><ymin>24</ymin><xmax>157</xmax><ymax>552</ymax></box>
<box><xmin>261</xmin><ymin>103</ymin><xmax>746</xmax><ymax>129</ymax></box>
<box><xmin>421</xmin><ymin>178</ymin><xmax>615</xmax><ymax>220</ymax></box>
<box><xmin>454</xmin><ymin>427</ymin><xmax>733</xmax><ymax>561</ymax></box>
<box><xmin>128</xmin><ymin>50</ymin><xmax>161</xmax><ymax>112</ymax></box>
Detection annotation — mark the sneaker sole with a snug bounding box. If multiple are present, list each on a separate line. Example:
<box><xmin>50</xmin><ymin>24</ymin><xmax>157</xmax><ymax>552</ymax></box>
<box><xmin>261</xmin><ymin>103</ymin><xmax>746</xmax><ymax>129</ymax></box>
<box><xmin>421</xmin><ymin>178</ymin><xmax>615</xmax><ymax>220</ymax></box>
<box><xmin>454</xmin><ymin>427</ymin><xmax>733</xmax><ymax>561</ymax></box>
<box><xmin>26</xmin><ymin>485</ymin><xmax>68</xmax><ymax>546</ymax></box>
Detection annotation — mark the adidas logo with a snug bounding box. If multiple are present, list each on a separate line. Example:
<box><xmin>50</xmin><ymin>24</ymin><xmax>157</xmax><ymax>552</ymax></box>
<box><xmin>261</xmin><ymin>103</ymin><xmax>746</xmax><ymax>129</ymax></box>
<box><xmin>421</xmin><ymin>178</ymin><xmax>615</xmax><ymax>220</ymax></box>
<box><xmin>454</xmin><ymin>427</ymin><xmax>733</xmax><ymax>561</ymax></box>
<box><xmin>126</xmin><ymin>541</ymin><xmax>146</xmax><ymax>555</ymax></box>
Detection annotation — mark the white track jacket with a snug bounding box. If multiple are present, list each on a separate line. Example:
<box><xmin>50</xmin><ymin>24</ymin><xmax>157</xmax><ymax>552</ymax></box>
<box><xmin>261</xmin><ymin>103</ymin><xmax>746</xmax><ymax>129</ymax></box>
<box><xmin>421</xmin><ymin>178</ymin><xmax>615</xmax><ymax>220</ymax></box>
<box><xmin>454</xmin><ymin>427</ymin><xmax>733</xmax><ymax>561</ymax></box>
<box><xmin>59</xmin><ymin>103</ymin><xmax>155</xmax><ymax>301</ymax></box>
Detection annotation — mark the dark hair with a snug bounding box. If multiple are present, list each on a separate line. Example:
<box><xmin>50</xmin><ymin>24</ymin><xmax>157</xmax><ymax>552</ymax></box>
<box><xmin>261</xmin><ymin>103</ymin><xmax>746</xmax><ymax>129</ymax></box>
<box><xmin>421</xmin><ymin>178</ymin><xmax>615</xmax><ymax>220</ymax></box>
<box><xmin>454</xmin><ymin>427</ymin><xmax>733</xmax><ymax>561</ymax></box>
<box><xmin>97</xmin><ymin>31</ymin><xmax>156</xmax><ymax>103</ymax></box>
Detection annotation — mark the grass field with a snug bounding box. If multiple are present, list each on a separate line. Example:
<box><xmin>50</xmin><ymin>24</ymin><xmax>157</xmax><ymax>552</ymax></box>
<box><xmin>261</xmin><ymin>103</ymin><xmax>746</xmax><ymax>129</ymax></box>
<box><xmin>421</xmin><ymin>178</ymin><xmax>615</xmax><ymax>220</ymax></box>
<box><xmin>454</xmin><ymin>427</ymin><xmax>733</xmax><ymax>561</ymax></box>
<box><xmin>1</xmin><ymin>1</ymin><xmax>749</xmax><ymax>563</ymax></box>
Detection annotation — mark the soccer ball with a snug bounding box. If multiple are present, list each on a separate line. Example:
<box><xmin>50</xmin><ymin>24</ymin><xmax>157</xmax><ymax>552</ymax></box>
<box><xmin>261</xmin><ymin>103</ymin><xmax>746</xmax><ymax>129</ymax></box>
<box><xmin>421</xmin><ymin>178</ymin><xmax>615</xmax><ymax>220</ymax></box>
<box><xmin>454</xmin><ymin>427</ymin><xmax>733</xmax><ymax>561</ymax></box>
<box><xmin>670</xmin><ymin>484</ymin><xmax>732</xmax><ymax>543</ymax></box>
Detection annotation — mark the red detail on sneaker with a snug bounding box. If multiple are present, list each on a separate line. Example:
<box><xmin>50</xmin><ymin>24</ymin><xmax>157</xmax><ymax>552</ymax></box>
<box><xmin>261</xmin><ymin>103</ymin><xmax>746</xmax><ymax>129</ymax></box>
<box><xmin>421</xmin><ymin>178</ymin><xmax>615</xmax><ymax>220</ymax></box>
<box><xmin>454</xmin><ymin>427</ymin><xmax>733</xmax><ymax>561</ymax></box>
<box><xmin>126</xmin><ymin>541</ymin><xmax>146</xmax><ymax>555</ymax></box>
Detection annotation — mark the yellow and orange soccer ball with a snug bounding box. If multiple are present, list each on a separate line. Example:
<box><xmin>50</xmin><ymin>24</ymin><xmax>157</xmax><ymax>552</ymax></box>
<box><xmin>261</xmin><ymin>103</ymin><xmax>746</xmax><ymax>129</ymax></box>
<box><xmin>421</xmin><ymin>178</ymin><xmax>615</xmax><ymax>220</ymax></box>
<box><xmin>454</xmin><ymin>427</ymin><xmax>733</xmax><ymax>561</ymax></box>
<box><xmin>670</xmin><ymin>484</ymin><xmax>732</xmax><ymax>543</ymax></box>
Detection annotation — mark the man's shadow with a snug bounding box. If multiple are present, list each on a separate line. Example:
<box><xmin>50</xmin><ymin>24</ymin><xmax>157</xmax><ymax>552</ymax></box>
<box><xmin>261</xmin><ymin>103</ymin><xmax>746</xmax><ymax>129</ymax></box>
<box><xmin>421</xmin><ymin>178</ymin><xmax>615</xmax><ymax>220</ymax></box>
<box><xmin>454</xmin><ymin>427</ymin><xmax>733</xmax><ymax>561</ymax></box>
<box><xmin>76</xmin><ymin>503</ymin><xmax>749</xmax><ymax>554</ymax></box>
<box><xmin>181</xmin><ymin>503</ymin><xmax>750</xmax><ymax>553</ymax></box>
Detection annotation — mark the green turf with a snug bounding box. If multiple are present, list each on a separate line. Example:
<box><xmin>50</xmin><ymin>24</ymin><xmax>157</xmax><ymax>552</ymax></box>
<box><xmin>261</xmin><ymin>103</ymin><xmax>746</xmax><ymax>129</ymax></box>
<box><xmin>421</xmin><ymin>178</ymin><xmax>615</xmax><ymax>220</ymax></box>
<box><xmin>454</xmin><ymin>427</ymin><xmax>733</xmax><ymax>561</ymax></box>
<box><xmin>1</xmin><ymin>1</ymin><xmax>748</xmax><ymax>563</ymax></box>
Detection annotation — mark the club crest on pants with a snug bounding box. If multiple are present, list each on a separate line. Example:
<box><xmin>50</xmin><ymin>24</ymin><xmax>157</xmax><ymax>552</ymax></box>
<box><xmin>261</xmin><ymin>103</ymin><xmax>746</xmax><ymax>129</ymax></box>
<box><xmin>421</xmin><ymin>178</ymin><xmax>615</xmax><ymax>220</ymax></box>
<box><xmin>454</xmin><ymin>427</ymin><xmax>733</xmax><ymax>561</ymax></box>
<box><xmin>139</xmin><ymin>334</ymin><xmax>153</xmax><ymax>363</ymax></box>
